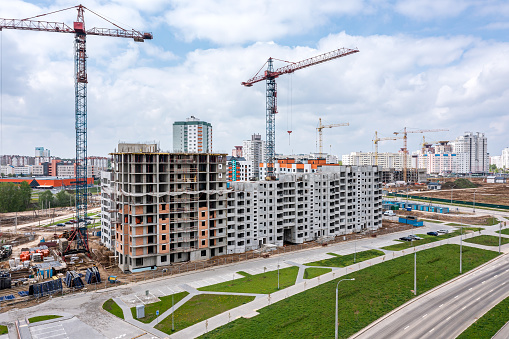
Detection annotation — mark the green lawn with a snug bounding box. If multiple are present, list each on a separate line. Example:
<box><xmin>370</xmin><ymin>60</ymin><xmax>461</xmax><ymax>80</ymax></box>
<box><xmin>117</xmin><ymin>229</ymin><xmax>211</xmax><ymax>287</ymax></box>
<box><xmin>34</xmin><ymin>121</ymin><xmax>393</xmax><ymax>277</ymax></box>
<box><xmin>102</xmin><ymin>299</ymin><xmax>124</xmax><ymax>319</ymax></box>
<box><xmin>446</xmin><ymin>223</ymin><xmax>467</xmax><ymax>226</ymax></box>
<box><xmin>304</xmin><ymin>267</ymin><xmax>331</xmax><ymax>279</ymax></box>
<box><xmin>304</xmin><ymin>250</ymin><xmax>385</xmax><ymax>267</ymax></box>
<box><xmin>155</xmin><ymin>294</ymin><xmax>255</xmax><ymax>335</ymax></box>
<box><xmin>201</xmin><ymin>245</ymin><xmax>499</xmax><ymax>339</ymax></box>
<box><xmin>497</xmin><ymin>228</ymin><xmax>509</xmax><ymax>235</ymax></box>
<box><xmin>28</xmin><ymin>315</ymin><xmax>62</xmax><ymax>323</ymax></box>
<box><xmin>464</xmin><ymin>235</ymin><xmax>509</xmax><ymax>247</ymax></box>
<box><xmin>198</xmin><ymin>267</ymin><xmax>299</xmax><ymax>294</ymax></box>
<box><xmin>457</xmin><ymin>296</ymin><xmax>509</xmax><ymax>339</ymax></box>
<box><xmin>485</xmin><ymin>217</ymin><xmax>500</xmax><ymax>226</ymax></box>
<box><xmin>131</xmin><ymin>292</ymin><xmax>189</xmax><ymax>324</ymax></box>
<box><xmin>462</xmin><ymin>227</ymin><xmax>484</xmax><ymax>232</ymax></box>
<box><xmin>0</xmin><ymin>325</ymin><xmax>7</xmax><ymax>335</ymax></box>
<box><xmin>326</xmin><ymin>252</ymin><xmax>341</xmax><ymax>257</ymax></box>
<box><xmin>382</xmin><ymin>231</ymin><xmax>461</xmax><ymax>251</ymax></box>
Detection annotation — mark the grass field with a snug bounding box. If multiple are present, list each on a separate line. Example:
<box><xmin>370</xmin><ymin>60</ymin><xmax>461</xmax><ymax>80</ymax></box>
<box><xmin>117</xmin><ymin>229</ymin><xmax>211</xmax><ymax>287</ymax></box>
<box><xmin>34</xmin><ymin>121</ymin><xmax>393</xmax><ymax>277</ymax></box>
<box><xmin>497</xmin><ymin>228</ymin><xmax>509</xmax><ymax>235</ymax></box>
<box><xmin>304</xmin><ymin>267</ymin><xmax>332</xmax><ymax>279</ymax></box>
<box><xmin>102</xmin><ymin>299</ymin><xmax>124</xmax><ymax>319</ymax></box>
<box><xmin>131</xmin><ymin>292</ymin><xmax>189</xmax><ymax>324</ymax></box>
<box><xmin>155</xmin><ymin>294</ymin><xmax>255</xmax><ymax>335</ymax></box>
<box><xmin>462</xmin><ymin>227</ymin><xmax>484</xmax><ymax>232</ymax></box>
<box><xmin>457</xmin><ymin>296</ymin><xmax>509</xmax><ymax>339</ymax></box>
<box><xmin>446</xmin><ymin>223</ymin><xmax>466</xmax><ymax>226</ymax></box>
<box><xmin>28</xmin><ymin>315</ymin><xmax>62</xmax><ymax>323</ymax></box>
<box><xmin>198</xmin><ymin>267</ymin><xmax>299</xmax><ymax>294</ymax></box>
<box><xmin>0</xmin><ymin>325</ymin><xmax>7</xmax><ymax>335</ymax></box>
<box><xmin>304</xmin><ymin>250</ymin><xmax>385</xmax><ymax>268</ymax></box>
<box><xmin>201</xmin><ymin>245</ymin><xmax>499</xmax><ymax>339</ymax></box>
<box><xmin>382</xmin><ymin>231</ymin><xmax>461</xmax><ymax>251</ymax></box>
<box><xmin>464</xmin><ymin>235</ymin><xmax>509</xmax><ymax>247</ymax></box>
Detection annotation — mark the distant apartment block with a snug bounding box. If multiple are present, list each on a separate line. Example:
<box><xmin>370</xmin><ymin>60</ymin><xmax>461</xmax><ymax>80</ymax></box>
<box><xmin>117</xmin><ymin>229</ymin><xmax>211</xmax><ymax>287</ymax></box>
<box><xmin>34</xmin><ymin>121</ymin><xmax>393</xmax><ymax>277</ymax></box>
<box><xmin>342</xmin><ymin>152</ymin><xmax>412</xmax><ymax>170</ymax></box>
<box><xmin>100</xmin><ymin>171</ymin><xmax>115</xmax><ymax>250</ymax></box>
<box><xmin>173</xmin><ymin>116</ymin><xmax>212</xmax><ymax>153</ymax></box>
<box><xmin>226</xmin><ymin>156</ymin><xmax>253</xmax><ymax>182</ymax></box>
<box><xmin>242</xmin><ymin>134</ymin><xmax>265</xmax><ymax>180</ymax></box>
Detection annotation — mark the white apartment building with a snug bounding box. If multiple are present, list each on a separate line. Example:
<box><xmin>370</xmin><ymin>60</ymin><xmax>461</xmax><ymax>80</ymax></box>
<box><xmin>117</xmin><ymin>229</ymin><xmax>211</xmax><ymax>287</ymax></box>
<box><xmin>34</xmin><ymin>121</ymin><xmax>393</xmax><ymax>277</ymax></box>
<box><xmin>14</xmin><ymin>166</ymin><xmax>32</xmax><ymax>175</ymax></box>
<box><xmin>32</xmin><ymin>165</ymin><xmax>45</xmax><ymax>176</ymax></box>
<box><xmin>491</xmin><ymin>148</ymin><xmax>509</xmax><ymax>170</ymax></box>
<box><xmin>173</xmin><ymin>116</ymin><xmax>213</xmax><ymax>153</ymax></box>
<box><xmin>0</xmin><ymin>165</ymin><xmax>14</xmax><ymax>175</ymax></box>
<box><xmin>227</xmin><ymin>157</ymin><xmax>253</xmax><ymax>182</ymax></box>
<box><xmin>341</xmin><ymin>152</ymin><xmax>412</xmax><ymax>170</ymax></box>
<box><xmin>100</xmin><ymin>171</ymin><xmax>115</xmax><ymax>250</ymax></box>
<box><xmin>242</xmin><ymin>134</ymin><xmax>265</xmax><ymax>180</ymax></box>
<box><xmin>450</xmin><ymin>132</ymin><xmax>488</xmax><ymax>173</ymax></box>
<box><xmin>227</xmin><ymin>166</ymin><xmax>382</xmax><ymax>253</ymax></box>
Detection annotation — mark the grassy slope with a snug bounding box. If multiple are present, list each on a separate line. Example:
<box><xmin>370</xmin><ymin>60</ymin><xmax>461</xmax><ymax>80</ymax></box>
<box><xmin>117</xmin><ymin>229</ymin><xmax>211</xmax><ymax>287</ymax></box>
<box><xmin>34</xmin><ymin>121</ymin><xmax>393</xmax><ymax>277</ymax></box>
<box><xmin>198</xmin><ymin>267</ymin><xmax>299</xmax><ymax>294</ymax></box>
<box><xmin>303</xmin><ymin>267</ymin><xmax>332</xmax><ymax>279</ymax></box>
<box><xmin>155</xmin><ymin>294</ymin><xmax>255</xmax><ymax>334</ymax></box>
<box><xmin>304</xmin><ymin>250</ymin><xmax>385</xmax><ymax>267</ymax></box>
<box><xmin>131</xmin><ymin>292</ymin><xmax>189</xmax><ymax>324</ymax></box>
<box><xmin>0</xmin><ymin>325</ymin><xmax>7</xmax><ymax>335</ymax></box>
<box><xmin>457</xmin><ymin>296</ymin><xmax>509</xmax><ymax>339</ymax></box>
<box><xmin>102</xmin><ymin>299</ymin><xmax>124</xmax><ymax>320</ymax></box>
<box><xmin>201</xmin><ymin>245</ymin><xmax>498</xmax><ymax>339</ymax></box>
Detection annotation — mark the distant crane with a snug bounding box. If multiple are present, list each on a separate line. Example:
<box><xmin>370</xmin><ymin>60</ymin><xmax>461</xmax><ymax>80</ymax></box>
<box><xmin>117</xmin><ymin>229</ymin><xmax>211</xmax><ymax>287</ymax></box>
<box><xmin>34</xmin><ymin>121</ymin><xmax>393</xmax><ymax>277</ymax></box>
<box><xmin>372</xmin><ymin>131</ymin><xmax>403</xmax><ymax>166</ymax></box>
<box><xmin>394</xmin><ymin>128</ymin><xmax>448</xmax><ymax>183</ymax></box>
<box><xmin>0</xmin><ymin>5</ymin><xmax>153</xmax><ymax>254</ymax></box>
<box><xmin>317</xmin><ymin>118</ymin><xmax>349</xmax><ymax>157</ymax></box>
<box><xmin>242</xmin><ymin>47</ymin><xmax>359</xmax><ymax>178</ymax></box>
<box><xmin>420</xmin><ymin>136</ymin><xmax>450</xmax><ymax>153</ymax></box>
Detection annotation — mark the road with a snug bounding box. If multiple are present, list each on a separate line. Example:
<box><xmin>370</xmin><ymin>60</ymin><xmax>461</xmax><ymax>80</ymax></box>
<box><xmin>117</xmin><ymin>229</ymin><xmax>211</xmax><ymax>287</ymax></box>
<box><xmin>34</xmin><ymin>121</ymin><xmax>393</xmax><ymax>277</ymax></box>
<box><xmin>353</xmin><ymin>253</ymin><xmax>509</xmax><ymax>339</ymax></box>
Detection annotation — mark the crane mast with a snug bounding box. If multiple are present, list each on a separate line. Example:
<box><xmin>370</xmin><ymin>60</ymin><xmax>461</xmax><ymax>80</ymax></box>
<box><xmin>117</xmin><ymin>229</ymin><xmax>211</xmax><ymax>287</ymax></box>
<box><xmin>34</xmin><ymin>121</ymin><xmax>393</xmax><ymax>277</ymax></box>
<box><xmin>0</xmin><ymin>5</ymin><xmax>152</xmax><ymax>255</ymax></box>
<box><xmin>317</xmin><ymin>118</ymin><xmax>348</xmax><ymax>157</ymax></box>
<box><xmin>373</xmin><ymin>131</ymin><xmax>402</xmax><ymax>166</ymax></box>
<box><xmin>242</xmin><ymin>47</ymin><xmax>359</xmax><ymax>179</ymax></box>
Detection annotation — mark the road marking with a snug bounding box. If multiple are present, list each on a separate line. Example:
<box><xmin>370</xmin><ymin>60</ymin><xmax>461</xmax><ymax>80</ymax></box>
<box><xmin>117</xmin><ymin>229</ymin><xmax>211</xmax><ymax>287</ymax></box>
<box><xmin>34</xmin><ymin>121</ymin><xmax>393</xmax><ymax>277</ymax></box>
<box><xmin>439</xmin><ymin>304</ymin><xmax>443</xmax><ymax>308</ymax></box>
<box><xmin>454</xmin><ymin>295</ymin><xmax>459</xmax><ymax>298</ymax></box>
<box><xmin>503</xmin><ymin>282</ymin><xmax>506</xmax><ymax>286</ymax></box>
<box><xmin>490</xmin><ymin>289</ymin><xmax>494</xmax><ymax>293</ymax></box>
<box><xmin>462</xmin><ymin>306</ymin><xmax>467</xmax><ymax>310</ymax></box>
<box><xmin>495</xmin><ymin>275</ymin><xmax>498</xmax><ymax>278</ymax></box>
<box><xmin>423</xmin><ymin>314</ymin><xmax>428</xmax><ymax>318</ymax></box>
<box><xmin>477</xmin><ymin>297</ymin><xmax>481</xmax><ymax>301</ymax></box>
<box><xmin>468</xmin><ymin>288</ymin><xmax>472</xmax><ymax>291</ymax></box>
<box><xmin>482</xmin><ymin>281</ymin><xmax>486</xmax><ymax>284</ymax></box>
<box><xmin>404</xmin><ymin>326</ymin><xmax>409</xmax><ymax>330</ymax></box>
<box><xmin>429</xmin><ymin>328</ymin><xmax>435</xmax><ymax>333</ymax></box>
<box><xmin>446</xmin><ymin>316</ymin><xmax>451</xmax><ymax>320</ymax></box>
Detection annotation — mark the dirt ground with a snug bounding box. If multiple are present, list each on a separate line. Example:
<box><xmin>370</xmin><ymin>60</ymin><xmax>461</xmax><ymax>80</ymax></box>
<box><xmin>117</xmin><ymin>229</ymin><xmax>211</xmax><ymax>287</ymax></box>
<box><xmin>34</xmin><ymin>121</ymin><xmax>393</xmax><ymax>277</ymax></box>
<box><xmin>396</xmin><ymin>209</ymin><xmax>499</xmax><ymax>225</ymax></box>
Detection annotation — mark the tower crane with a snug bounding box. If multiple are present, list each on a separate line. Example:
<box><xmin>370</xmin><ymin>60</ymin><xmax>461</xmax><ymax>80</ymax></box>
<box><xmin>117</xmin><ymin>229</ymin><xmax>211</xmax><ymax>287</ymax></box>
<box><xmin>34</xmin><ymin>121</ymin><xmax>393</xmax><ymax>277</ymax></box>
<box><xmin>317</xmin><ymin>118</ymin><xmax>348</xmax><ymax>157</ymax></box>
<box><xmin>242</xmin><ymin>47</ymin><xmax>359</xmax><ymax>179</ymax></box>
<box><xmin>394</xmin><ymin>128</ymin><xmax>448</xmax><ymax>183</ymax></box>
<box><xmin>0</xmin><ymin>5</ymin><xmax>152</xmax><ymax>255</ymax></box>
<box><xmin>420</xmin><ymin>136</ymin><xmax>450</xmax><ymax>154</ymax></box>
<box><xmin>373</xmin><ymin>131</ymin><xmax>403</xmax><ymax>166</ymax></box>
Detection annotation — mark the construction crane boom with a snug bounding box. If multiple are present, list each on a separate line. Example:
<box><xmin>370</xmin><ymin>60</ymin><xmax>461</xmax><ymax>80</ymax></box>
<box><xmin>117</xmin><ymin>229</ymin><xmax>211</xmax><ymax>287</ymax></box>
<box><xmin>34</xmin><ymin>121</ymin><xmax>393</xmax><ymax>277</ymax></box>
<box><xmin>0</xmin><ymin>5</ymin><xmax>152</xmax><ymax>255</ymax></box>
<box><xmin>394</xmin><ymin>127</ymin><xmax>448</xmax><ymax>183</ymax></box>
<box><xmin>242</xmin><ymin>48</ymin><xmax>359</xmax><ymax>178</ymax></box>
<box><xmin>373</xmin><ymin>131</ymin><xmax>403</xmax><ymax>166</ymax></box>
<box><xmin>317</xmin><ymin>118</ymin><xmax>348</xmax><ymax>157</ymax></box>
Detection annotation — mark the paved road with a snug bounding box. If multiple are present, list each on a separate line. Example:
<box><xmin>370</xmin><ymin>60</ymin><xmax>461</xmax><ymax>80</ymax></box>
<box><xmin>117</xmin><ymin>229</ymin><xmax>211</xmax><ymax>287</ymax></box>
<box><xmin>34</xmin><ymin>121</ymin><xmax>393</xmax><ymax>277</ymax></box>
<box><xmin>353</xmin><ymin>253</ymin><xmax>509</xmax><ymax>339</ymax></box>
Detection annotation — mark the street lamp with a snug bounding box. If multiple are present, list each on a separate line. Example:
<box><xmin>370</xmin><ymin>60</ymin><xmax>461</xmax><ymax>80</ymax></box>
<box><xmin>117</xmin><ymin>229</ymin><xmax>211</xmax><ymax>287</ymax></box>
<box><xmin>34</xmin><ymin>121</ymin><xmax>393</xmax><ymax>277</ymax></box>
<box><xmin>473</xmin><ymin>190</ymin><xmax>476</xmax><ymax>213</ymax></box>
<box><xmin>335</xmin><ymin>278</ymin><xmax>355</xmax><ymax>339</ymax></box>
<box><xmin>460</xmin><ymin>226</ymin><xmax>463</xmax><ymax>274</ymax></box>
<box><xmin>277</xmin><ymin>258</ymin><xmax>280</xmax><ymax>290</ymax></box>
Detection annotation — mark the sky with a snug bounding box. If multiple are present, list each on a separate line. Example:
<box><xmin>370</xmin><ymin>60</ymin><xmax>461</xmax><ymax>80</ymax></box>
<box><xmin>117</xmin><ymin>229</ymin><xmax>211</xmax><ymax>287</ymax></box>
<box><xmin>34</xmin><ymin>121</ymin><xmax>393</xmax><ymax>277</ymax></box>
<box><xmin>1</xmin><ymin>0</ymin><xmax>509</xmax><ymax>159</ymax></box>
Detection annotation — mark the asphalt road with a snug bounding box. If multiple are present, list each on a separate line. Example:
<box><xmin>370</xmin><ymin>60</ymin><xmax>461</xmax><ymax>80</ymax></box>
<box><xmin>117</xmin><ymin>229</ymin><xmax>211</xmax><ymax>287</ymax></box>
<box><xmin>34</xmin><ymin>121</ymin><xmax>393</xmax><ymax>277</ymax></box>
<box><xmin>353</xmin><ymin>253</ymin><xmax>509</xmax><ymax>339</ymax></box>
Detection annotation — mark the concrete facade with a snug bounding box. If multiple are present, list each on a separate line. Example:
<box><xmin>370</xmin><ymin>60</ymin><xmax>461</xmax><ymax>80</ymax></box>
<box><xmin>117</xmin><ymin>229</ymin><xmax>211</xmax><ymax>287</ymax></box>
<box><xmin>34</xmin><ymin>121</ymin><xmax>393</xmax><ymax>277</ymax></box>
<box><xmin>173</xmin><ymin>116</ymin><xmax>213</xmax><ymax>153</ymax></box>
<box><xmin>242</xmin><ymin>134</ymin><xmax>265</xmax><ymax>180</ymax></box>
<box><xmin>100</xmin><ymin>171</ymin><xmax>115</xmax><ymax>251</ymax></box>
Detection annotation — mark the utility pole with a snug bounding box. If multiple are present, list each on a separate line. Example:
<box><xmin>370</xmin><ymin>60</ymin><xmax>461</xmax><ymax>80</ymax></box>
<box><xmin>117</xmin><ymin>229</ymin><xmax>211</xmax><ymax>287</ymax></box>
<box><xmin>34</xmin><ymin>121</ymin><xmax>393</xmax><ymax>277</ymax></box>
<box><xmin>499</xmin><ymin>222</ymin><xmax>502</xmax><ymax>254</ymax></box>
<box><xmin>414</xmin><ymin>247</ymin><xmax>417</xmax><ymax>295</ymax></box>
<box><xmin>460</xmin><ymin>226</ymin><xmax>463</xmax><ymax>274</ymax></box>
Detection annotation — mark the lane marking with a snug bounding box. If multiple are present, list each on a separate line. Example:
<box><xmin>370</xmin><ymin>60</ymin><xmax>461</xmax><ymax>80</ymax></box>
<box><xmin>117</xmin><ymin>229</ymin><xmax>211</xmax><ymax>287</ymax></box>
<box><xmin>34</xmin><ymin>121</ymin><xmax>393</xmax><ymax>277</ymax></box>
<box><xmin>477</xmin><ymin>297</ymin><xmax>481</xmax><ymax>301</ymax></box>
<box><xmin>468</xmin><ymin>288</ymin><xmax>472</xmax><ymax>291</ymax></box>
<box><xmin>490</xmin><ymin>289</ymin><xmax>494</xmax><ymax>293</ymax></box>
<box><xmin>423</xmin><ymin>314</ymin><xmax>428</xmax><ymax>318</ymax></box>
<box><xmin>404</xmin><ymin>326</ymin><xmax>409</xmax><ymax>330</ymax></box>
<box><xmin>454</xmin><ymin>295</ymin><xmax>459</xmax><ymax>298</ymax></box>
<box><xmin>446</xmin><ymin>316</ymin><xmax>451</xmax><ymax>320</ymax></box>
<box><xmin>482</xmin><ymin>281</ymin><xmax>486</xmax><ymax>284</ymax></box>
<box><xmin>439</xmin><ymin>304</ymin><xmax>443</xmax><ymax>308</ymax></box>
<box><xmin>429</xmin><ymin>328</ymin><xmax>435</xmax><ymax>333</ymax></box>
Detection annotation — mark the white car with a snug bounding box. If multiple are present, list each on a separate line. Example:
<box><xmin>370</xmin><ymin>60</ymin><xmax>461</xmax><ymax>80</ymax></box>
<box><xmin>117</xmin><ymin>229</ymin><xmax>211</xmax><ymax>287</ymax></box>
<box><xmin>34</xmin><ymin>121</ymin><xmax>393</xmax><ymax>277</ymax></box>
<box><xmin>437</xmin><ymin>229</ymin><xmax>449</xmax><ymax>234</ymax></box>
<box><xmin>383</xmin><ymin>210</ymin><xmax>396</xmax><ymax>216</ymax></box>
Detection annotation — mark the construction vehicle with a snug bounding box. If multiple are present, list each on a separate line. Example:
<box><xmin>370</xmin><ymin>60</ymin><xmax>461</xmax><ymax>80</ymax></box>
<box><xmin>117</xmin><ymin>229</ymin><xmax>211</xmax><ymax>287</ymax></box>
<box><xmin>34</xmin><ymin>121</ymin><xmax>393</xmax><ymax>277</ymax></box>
<box><xmin>316</xmin><ymin>118</ymin><xmax>348</xmax><ymax>157</ymax></box>
<box><xmin>242</xmin><ymin>48</ymin><xmax>359</xmax><ymax>178</ymax></box>
<box><xmin>0</xmin><ymin>245</ymin><xmax>12</xmax><ymax>260</ymax></box>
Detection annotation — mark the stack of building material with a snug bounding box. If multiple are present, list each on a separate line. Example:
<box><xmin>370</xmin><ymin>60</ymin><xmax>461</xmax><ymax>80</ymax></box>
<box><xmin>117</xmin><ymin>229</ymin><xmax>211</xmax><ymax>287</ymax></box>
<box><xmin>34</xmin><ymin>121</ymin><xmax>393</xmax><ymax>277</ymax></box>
<box><xmin>65</xmin><ymin>271</ymin><xmax>84</xmax><ymax>289</ymax></box>
<box><xmin>29</xmin><ymin>278</ymin><xmax>62</xmax><ymax>297</ymax></box>
<box><xmin>0</xmin><ymin>271</ymin><xmax>11</xmax><ymax>290</ymax></box>
<box><xmin>85</xmin><ymin>266</ymin><xmax>101</xmax><ymax>284</ymax></box>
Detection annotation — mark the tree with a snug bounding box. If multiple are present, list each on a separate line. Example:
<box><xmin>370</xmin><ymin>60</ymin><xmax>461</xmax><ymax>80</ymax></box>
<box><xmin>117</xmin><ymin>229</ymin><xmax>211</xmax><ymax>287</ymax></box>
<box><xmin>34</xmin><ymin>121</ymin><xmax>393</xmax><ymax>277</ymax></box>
<box><xmin>0</xmin><ymin>182</ymin><xmax>26</xmax><ymax>212</ymax></box>
<box><xmin>56</xmin><ymin>190</ymin><xmax>74</xmax><ymax>207</ymax></box>
<box><xmin>19</xmin><ymin>181</ymin><xmax>32</xmax><ymax>209</ymax></box>
<box><xmin>39</xmin><ymin>190</ymin><xmax>55</xmax><ymax>209</ymax></box>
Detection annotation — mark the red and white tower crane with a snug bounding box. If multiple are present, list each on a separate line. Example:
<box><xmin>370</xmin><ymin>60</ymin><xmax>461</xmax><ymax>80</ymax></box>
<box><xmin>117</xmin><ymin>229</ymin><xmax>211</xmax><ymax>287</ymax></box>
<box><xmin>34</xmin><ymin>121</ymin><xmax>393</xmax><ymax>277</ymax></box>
<box><xmin>242</xmin><ymin>47</ymin><xmax>359</xmax><ymax>179</ymax></box>
<box><xmin>0</xmin><ymin>5</ymin><xmax>152</xmax><ymax>254</ymax></box>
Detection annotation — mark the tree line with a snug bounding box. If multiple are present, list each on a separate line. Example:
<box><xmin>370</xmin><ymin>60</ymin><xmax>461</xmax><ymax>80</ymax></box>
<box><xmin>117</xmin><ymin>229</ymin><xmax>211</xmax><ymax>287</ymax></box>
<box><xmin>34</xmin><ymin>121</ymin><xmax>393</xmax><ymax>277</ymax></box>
<box><xmin>0</xmin><ymin>182</ymin><xmax>76</xmax><ymax>212</ymax></box>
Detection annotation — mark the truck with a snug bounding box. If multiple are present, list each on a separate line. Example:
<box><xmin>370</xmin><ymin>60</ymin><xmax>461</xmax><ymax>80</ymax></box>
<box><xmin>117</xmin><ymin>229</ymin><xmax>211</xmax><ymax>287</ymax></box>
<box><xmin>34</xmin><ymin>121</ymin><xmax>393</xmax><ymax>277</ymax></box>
<box><xmin>0</xmin><ymin>245</ymin><xmax>12</xmax><ymax>260</ymax></box>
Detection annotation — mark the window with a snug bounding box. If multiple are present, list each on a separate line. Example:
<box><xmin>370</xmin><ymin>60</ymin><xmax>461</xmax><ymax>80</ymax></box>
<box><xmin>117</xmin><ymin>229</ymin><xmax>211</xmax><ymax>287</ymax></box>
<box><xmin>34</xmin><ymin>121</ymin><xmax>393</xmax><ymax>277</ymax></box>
<box><xmin>161</xmin><ymin>255</ymin><xmax>167</xmax><ymax>262</ymax></box>
<box><xmin>201</xmin><ymin>230</ymin><xmax>206</xmax><ymax>236</ymax></box>
<box><xmin>162</xmin><ymin>224</ymin><xmax>167</xmax><ymax>231</ymax></box>
<box><xmin>162</xmin><ymin>234</ymin><xmax>167</xmax><ymax>241</ymax></box>
<box><xmin>201</xmin><ymin>250</ymin><xmax>207</xmax><ymax>256</ymax></box>
<box><xmin>202</xmin><ymin>211</ymin><xmax>206</xmax><ymax>217</ymax></box>
<box><xmin>162</xmin><ymin>244</ymin><xmax>167</xmax><ymax>251</ymax></box>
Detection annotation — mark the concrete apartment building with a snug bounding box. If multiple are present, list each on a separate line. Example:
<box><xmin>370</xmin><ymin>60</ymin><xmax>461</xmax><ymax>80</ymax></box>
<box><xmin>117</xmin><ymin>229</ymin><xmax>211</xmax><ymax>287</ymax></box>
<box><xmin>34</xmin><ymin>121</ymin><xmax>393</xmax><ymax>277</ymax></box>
<box><xmin>173</xmin><ymin>116</ymin><xmax>213</xmax><ymax>153</ymax></box>
<box><xmin>109</xmin><ymin>143</ymin><xmax>228</xmax><ymax>272</ymax></box>
<box><xmin>226</xmin><ymin>166</ymin><xmax>382</xmax><ymax>253</ymax></box>
<box><xmin>100</xmin><ymin>171</ymin><xmax>115</xmax><ymax>250</ymax></box>
<box><xmin>342</xmin><ymin>152</ymin><xmax>412</xmax><ymax>170</ymax></box>
<box><xmin>242</xmin><ymin>133</ymin><xmax>265</xmax><ymax>180</ymax></box>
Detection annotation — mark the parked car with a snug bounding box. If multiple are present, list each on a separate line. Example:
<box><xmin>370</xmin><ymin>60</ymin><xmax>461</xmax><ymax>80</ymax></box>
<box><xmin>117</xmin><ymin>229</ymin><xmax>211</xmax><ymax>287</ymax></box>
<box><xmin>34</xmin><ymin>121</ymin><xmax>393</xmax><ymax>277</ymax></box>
<box><xmin>69</xmin><ymin>219</ymin><xmax>77</xmax><ymax>223</ymax></box>
<box><xmin>65</xmin><ymin>221</ymin><xmax>72</xmax><ymax>225</ymax></box>
<box><xmin>399</xmin><ymin>236</ymin><xmax>413</xmax><ymax>241</ymax></box>
<box><xmin>56</xmin><ymin>223</ymin><xmax>65</xmax><ymax>227</ymax></box>
<box><xmin>383</xmin><ymin>210</ymin><xmax>396</xmax><ymax>216</ymax></box>
<box><xmin>408</xmin><ymin>235</ymin><xmax>423</xmax><ymax>240</ymax></box>
<box><xmin>427</xmin><ymin>231</ymin><xmax>439</xmax><ymax>236</ymax></box>
<box><xmin>437</xmin><ymin>229</ymin><xmax>449</xmax><ymax>234</ymax></box>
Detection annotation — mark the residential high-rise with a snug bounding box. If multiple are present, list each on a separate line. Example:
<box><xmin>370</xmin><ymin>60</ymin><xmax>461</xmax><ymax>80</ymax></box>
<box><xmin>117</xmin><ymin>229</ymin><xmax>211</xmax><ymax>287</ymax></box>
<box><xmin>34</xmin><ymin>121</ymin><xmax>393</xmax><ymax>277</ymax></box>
<box><xmin>242</xmin><ymin>134</ymin><xmax>265</xmax><ymax>180</ymax></box>
<box><xmin>173</xmin><ymin>116</ymin><xmax>212</xmax><ymax>153</ymax></box>
<box><xmin>450</xmin><ymin>132</ymin><xmax>488</xmax><ymax>173</ymax></box>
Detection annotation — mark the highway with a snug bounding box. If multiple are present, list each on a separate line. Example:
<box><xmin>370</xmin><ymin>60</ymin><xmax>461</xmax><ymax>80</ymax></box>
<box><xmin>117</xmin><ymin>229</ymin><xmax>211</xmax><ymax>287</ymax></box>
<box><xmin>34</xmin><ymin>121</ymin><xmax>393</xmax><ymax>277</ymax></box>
<box><xmin>353</xmin><ymin>253</ymin><xmax>509</xmax><ymax>339</ymax></box>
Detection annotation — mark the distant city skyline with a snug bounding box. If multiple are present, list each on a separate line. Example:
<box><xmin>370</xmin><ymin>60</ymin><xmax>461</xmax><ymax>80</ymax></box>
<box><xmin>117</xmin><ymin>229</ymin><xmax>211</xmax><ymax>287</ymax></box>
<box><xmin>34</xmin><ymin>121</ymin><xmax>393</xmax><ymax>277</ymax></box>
<box><xmin>1</xmin><ymin>1</ymin><xmax>508</xmax><ymax>158</ymax></box>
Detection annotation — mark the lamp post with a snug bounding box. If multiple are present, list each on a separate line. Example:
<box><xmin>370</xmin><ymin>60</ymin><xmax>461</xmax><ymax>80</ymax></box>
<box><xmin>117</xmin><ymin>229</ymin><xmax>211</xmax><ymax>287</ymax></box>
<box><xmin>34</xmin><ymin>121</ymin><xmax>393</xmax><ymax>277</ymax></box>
<box><xmin>499</xmin><ymin>222</ymin><xmax>502</xmax><ymax>254</ymax></box>
<box><xmin>473</xmin><ymin>191</ymin><xmax>476</xmax><ymax>213</ymax></box>
<box><xmin>335</xmin><ymin>278</ymin><xmax>355</xmax><ymax>339</ymax></box>
<box><xmin>277</xmin><ymin>258</ymin><xmax>280</xmax><ymax>290</ymax></box>
<box><xmin>460</xmin><ymin>226</ymin><xmax>463</xmax><ymax>274</ymax></box>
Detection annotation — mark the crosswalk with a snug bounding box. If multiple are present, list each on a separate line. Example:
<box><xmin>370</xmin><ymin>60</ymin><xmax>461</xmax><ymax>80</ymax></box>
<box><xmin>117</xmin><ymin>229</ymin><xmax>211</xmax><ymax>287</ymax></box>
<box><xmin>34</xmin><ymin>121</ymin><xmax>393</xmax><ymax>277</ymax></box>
<box><xmin>188</xmin><ymin>273</ymin><xmax>245</xmax><ymax>289</ymax></box>
<box><xmin>30</xmin><ymin>323</ymin><xmax>68</xmax><ymax>339</ymax></box>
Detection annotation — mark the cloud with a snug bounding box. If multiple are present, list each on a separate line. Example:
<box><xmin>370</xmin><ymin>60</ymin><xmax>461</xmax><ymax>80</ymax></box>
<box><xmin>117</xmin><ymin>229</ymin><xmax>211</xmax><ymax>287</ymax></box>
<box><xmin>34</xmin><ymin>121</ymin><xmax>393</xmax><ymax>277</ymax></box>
<box><xmin>394</xmin><ymin>0</ymin><xmax>473</xmax><ymax>20</ymax></box>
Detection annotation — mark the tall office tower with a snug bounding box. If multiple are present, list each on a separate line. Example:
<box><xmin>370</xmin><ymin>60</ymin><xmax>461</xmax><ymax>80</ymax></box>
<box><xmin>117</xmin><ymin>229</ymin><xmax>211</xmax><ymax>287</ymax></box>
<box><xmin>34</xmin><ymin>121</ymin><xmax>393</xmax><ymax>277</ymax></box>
<box><xmin>173</xmin><ymin>116</ymin><xmax>212</xmax><ymax>153</ymax></box>
<box><xmin>242</xmin><ymin>134</ymin><xmax>265</xmax><ymax>180</ymax></box>
<box><xmin>451</xmin><ymin>132</ymin><xmax>489</xmax><ymax>173</ymax></box>
<box><xmin>108</xmin><ymin>143</ymin><xmax>227</xmax><ymax>272</ymax></box>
